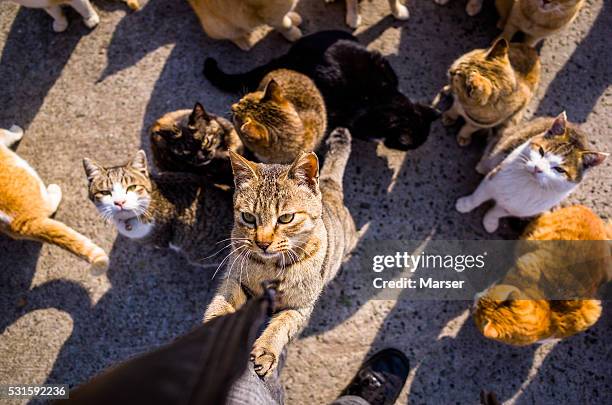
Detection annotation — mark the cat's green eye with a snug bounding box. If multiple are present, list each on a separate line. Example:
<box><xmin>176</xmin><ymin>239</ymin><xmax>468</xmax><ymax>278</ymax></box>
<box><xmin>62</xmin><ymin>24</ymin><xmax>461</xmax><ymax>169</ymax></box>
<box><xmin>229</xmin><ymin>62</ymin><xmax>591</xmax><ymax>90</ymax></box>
<box><xmin>553</xmin><ymin>167</ymin><xmax>567</xmax><ymax>175</ymax></box>
<box><xmin>126</xmin><ymin>185</ymin><xmax>138</xmax><ymax>192</ymax></box>
<box><xmin>278</xmin><ymin>213</ymin><xmax>295</xmax><ymax>224</ymax></box>
<box><xmin>241</xmin><ymin>212</ymin><xmax>256</xmax><ymax>224</ymax></box>
<box><xmin>538</xmin><ymin>146</ymin><xmax>545</xmax><ymax>157</ymax></box>
<box><xmin>98</xmin><ymin>191</ymin><xmax>111</xmax><ymax>197</ymax></box>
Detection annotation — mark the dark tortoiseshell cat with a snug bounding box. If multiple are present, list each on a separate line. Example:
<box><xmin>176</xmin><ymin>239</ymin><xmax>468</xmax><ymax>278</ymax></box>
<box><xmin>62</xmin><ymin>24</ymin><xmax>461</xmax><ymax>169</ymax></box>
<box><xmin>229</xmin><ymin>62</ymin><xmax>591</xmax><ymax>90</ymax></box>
<box><xmin>150</xmin><ymin>103</ymin><xmax>243</xmax><ymax>184</ymax></box>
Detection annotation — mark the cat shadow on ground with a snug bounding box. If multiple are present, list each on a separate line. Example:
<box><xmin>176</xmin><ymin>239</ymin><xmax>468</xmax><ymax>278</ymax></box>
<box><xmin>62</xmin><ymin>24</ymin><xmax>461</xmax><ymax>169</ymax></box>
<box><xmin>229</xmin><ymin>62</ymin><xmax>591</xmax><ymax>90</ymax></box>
<box><xmin>0</xmin><ymin>7</ymin><xmax>89</xmax><ymax>130</ymax></box>
<box><xmin>534</xmin><ymin>0</ymin><xmax>611</xmax><ymax>122</ymax></box>
<box><xmin>1</xmin><ymin>232</ymin><xmax>218</xmax><ymax>387</ymax></box>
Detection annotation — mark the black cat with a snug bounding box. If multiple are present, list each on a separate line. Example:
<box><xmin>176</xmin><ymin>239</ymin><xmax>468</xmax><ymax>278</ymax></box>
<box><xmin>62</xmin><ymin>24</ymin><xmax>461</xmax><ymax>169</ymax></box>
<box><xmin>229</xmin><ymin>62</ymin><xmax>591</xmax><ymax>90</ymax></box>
<box><xmin>204</xmin><ymin>30</ymin><xmax>439</xmax><ymax>151</ymax></box>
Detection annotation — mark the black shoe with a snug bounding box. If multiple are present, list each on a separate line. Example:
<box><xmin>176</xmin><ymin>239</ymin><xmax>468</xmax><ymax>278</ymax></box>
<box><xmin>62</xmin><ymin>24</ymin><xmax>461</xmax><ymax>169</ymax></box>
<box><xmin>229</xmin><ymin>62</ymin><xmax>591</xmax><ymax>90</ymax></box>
<box><xmin>339</xmin><ymin>348</ymin><xmax>410</xmax><ymax>405</ymax></box>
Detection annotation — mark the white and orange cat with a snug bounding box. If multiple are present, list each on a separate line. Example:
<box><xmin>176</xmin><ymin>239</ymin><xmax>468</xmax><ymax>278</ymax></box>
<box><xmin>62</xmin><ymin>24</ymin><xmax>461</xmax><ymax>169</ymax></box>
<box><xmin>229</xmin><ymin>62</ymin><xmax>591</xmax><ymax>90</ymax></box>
<box><xmin>473</xmin><ymin>205</ymin><xmax>611</xmax><ymax>346</ymax></box>
<box><xmin>188</xmin><ymin>0</ymin><xmax>302</xmax><ymax>51</ymax></box>
<box><xmin>5</xmin><ymin>0</ymin><xmax>139</xmax><ymax>32</ymax></box>
<box><xmin>0</xmin><ymin>126</ymin><xmax>109</xmax><ymax>274</ymax></box>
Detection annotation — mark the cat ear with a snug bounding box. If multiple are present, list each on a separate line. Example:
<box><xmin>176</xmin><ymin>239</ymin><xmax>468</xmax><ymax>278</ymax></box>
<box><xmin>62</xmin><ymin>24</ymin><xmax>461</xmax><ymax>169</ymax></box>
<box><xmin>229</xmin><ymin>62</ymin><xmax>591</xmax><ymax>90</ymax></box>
<box><xmin>545</xmin><ymin>111</ymin><xmax>567</xmax><ymax>137</ymax></box>
<box><xmin>189</xmin><ymin>102</ymin><xmax>210</xmax><ymax>125</ymax></box>
<box><xmin>229</xmin><ymin>150</ymin><xmax>259</xmax><ymax>189</ymax></box>
<box><xmin>288</xmin><ymin>152</ymin><xmax>319</xmax><ymax>192</ymax></box>
<box><xmin>486</xmin><ymin>38</ymin><xmax>509</xmax><ymax>60</ymax></box>
<box><xmin>83</xmin><ymin>158</ymin><xmax>103</xmax><ymax>181</ymax></box>
<box><xmin>129</xmin><ymin>150</ymin><xmax>148</xmax><ymax>175</ymax></box>
<box><xmin>581</xmin><ymin>151</ymin><xmax>609</xmax><ymax>169</ymax></box>
<box><xmin>262</xmin><ymin>79</ymin><xmax>284</xmax><ymax>103</ymax></box>
<box><xmin>483</xmin><ymin>321</ymin><xmax>499</xmax><ymax>339</ymax></box>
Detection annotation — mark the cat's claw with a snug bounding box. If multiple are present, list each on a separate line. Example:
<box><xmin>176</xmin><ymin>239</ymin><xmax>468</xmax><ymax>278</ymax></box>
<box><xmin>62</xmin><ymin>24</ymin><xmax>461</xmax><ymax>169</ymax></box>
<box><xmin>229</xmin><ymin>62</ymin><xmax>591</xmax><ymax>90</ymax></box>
<box><xmin>392</xmin><ymin>4</ymin><xmax>410</xmax><ymax>20</ymax></box>
<box><xmin>83</xmin><ymin>13</ymin><xmax>100</xmax><ymax>29</ymax></box>
<box><xmin>455</xmin><ymin>197</ymin><xmax>473</xmax><ymax>213</ymax></box>
<box><xmin>251</xmin><ymin>344</ymin><xmax>277</xmax><ymax>377</ymax></box>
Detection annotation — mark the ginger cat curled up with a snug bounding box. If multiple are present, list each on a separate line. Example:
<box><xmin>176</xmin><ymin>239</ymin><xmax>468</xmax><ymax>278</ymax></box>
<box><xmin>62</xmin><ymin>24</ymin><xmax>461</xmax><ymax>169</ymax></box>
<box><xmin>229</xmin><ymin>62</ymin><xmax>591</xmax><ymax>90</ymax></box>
<box><xmin>496</xmin><ymin>0</ymin><xmax>585</xmax><ymax>46</ymax></box>
<box><xmin>473</xmin><ymin>205</ymin><xmax>611</xmax><ymax>346</ymax></box>
<box><xmin>456</xmin><ymin>112</ymin><xmax>608</xmax><ymax>233</ymax></box>
<box><xmin>188</xmin><ymin>0</ymin><xmax>302</xmax><ymax>51</ymax></box>
<box><xmin>204</xmin><ymin>127</ymin><xmax>357</xmax><ymax>377</ymax></box>
<box><xmin>231</xmin><ymin>69</ymin><xmax>327</xmax><ymax>164</ymax></box>
<box><xmin>0</xmin><ymin>126</ymin><xmax>109</xmax><ymax>275</ymax></box>
<box><xmin>441</xmin><ymin>38</ymin><xmax>540</xmax><ymax>146</ymax></box>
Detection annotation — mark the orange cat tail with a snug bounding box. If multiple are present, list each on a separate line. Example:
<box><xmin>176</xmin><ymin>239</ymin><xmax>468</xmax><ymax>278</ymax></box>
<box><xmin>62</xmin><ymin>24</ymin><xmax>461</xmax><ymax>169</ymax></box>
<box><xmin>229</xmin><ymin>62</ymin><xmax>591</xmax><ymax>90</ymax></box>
<box><xmin>17</xmin><ymin>217</ymin><xmax>109</xmax><ymax>275</ymax></box>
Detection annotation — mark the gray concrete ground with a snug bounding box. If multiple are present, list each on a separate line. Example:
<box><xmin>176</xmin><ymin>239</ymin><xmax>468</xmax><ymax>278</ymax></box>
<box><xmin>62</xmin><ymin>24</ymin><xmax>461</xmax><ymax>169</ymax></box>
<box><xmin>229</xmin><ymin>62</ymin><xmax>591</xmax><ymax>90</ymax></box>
<box><xmin>0</xmin><ymin>0</ymin><xmax>610</xmax><ymax>404</ymax></box>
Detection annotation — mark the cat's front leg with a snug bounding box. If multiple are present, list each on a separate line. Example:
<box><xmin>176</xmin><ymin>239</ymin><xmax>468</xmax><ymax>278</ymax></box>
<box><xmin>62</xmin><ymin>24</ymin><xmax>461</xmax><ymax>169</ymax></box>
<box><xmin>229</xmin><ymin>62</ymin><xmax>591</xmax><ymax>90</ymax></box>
<box><xmin>456</xmin><ymin>121</ymin><xmax>479</xmax><ymax>147</ymax></box>
<box><xmin>389</xmin><ymin>0</ymin><xmax>409</xmax><ymax>20</ymax></box>
<box><xmin>44</xmin><ymin>6</ymin><xmax>69</xmax><ymax>32</ymax></box>
<box><xmin>251</xmin><ymin>307</ymin><xmax>311</xmax><ymax>377</ymax></box>
<box><xmin>345</xmin><ymin>0</ymin><xmax>361</xmax><ymax>28</ymax></box>
<box><xmin>482</xmin><ymin>204</ymin><xmax>509</xmax><ymax>233</ymax></box>
<box><xmin>275</xmin><ymin>15</ymin><xmax>302</xmax><ymax>42</ymax></box>
<box><xmin>70</xmin><ymin>0</ymin><xmax>100</xmax><ymax>29</ymax></box>
<box><xmin>456</xmin><ymin>179</ymin><xmax>492</xmax><ymax>214</ymax></box>
<box><xmin>203</xmin><ymin>278</ymin><xmax>248</xmax><ymax>322</ymax></box>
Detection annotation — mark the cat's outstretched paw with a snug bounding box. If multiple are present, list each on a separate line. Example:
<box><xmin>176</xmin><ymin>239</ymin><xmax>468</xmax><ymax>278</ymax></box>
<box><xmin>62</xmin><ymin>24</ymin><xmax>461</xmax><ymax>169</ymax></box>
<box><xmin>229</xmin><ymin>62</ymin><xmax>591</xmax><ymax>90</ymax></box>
<box><xmin>466</xmin><ymin>0</ymin><xmax>483</xmax><ymax>16</ymax></box>
<box><xmin>52</xmin><ymin>17</ymin><xmax>69</xmax><ymax>32</ymax></box>
<box><xmin>251</xmin><ymin>343</ymin><xmax>277</xmax><ymax>377</ymax></box>
<box><xmin>455</xmin><ymin>197</ymin><xmax>473</xmax><ymax>213</ymax></box>
<box><xmin>327</xmin><ymin>127</ymin><xmax>352</xmax><ymax>151</ymax></box>
<box><xmin>83</xmin><ymin>12</ymin><xmax>100</xmax><ymax>29</ymax></box>
<box><xmin>90</xmin><ymin>250</ymin><xmax>109</xmax><ymax>276</ymax></box>
<box><xmin>392</xmin><ymin>4</ymin><xmax>410</xmax><ymax>20</ymax></box>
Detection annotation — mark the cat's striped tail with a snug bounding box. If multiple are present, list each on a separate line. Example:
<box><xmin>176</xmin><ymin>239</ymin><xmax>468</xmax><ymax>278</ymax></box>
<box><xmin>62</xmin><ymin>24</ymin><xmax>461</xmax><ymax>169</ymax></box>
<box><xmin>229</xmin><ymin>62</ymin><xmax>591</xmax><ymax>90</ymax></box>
<box><xmin>15</xmin><ymin>217</ymin><xmax>109</xmax><ymax>275</ymax></box>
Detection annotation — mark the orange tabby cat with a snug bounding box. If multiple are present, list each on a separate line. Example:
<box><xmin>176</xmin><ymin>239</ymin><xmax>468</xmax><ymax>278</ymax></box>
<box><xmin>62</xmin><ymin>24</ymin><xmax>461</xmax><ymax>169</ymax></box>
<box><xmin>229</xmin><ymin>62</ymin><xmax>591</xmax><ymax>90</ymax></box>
<box><xmin>473</xmin><ymin>205</ymin><xmax>610</xmax><ymax>346</ymax></box>
<box><xmin>0</xmin><ymin>126</ymin><xmax>109</xmax><ymax>275</ymax></box>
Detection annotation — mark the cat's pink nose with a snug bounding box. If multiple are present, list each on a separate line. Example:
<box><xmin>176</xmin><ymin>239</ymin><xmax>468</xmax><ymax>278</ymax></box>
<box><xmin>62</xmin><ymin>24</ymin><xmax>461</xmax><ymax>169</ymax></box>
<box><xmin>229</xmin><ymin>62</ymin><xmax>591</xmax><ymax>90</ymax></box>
<box><xmin>256</xmin><ymin>241</ymin><xmax>272</xmax><ymax>251</ymax></box>
<box><xmin>532</xmin><ymin>166</ymin><xmax>542</xmax><ymax>174</ymax></box>
<box><xmin>114</xmin><ymin>200</ymin><xmax>126</xmax><ymax>208</ymax></box>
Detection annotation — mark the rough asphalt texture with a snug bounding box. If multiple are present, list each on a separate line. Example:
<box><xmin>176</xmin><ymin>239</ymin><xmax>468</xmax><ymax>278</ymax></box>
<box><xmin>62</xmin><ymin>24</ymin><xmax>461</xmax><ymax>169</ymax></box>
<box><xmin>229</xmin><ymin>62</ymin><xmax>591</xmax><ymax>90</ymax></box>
<box><xmin>0</xmin><ymin>0</ymin><xmax>610</xmax><ymax>404</ymax></box>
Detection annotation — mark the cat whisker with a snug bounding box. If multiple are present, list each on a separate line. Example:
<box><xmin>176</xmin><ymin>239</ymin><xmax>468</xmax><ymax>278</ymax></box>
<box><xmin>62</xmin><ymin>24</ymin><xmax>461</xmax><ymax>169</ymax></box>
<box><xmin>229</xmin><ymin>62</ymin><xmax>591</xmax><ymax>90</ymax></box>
<box><xmin>211</xmin><ymin>244</ymin><xmax>247</xmax><ymax>281</ymax></box>
<box><xmin>225</xmin><ymin>246</ymin><xmax>249</xmax><ymax>284</ymax></box>
<box><xmin>215</xmin><ymin>237</ymin><xmax>250</xmax><ymax>245</ymax></box>
<box><xmin>201</xmin><ymin>242</ymin><xmax>235</xmax><ymax>261</ymax></box>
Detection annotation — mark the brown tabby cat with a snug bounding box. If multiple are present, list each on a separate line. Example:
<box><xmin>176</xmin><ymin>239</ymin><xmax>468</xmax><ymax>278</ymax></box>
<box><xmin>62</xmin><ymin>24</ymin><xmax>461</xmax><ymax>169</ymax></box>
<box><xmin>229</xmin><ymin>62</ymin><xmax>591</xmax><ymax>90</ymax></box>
<box><xmin>473</xmin><ymin>205</ymin><xmax>611</xmax><ymax>346</ymax></box>
<box><xmin>441</xmin><ymin>39</ymin><xmax>540</xmax><ymax>146</ymax></box>
<box><xmin>150</xmin><ymin>102</ymin><xmax>243</xmax><ymax>184</ymax></box>
<box><xmin>204</xmin><ymin>127</ymin><xmax>357</xmax><ymax>377</ymax></box>
<box><xmin>231</xmin><ymin>69</ymin><xmax>327</xmax><ymax>164</ymax></box>
<box><xmin>83</xmin><ymin>150</ymin><xmax>233</xmax><ymax>266</ymax></box>
<box><xmin>0</xmin><ymin>126</ymin><xmax>109</xmax><ymax>275</ymax></box>
<box><xmin>496</xmin><ymin>0</ymin><xmax>585</xmax><ymax>46</ymax></box>
<box><xmin>188</xmin><ymin>0</ymin><xmax>302</xmax><ymax>51</ymax></box>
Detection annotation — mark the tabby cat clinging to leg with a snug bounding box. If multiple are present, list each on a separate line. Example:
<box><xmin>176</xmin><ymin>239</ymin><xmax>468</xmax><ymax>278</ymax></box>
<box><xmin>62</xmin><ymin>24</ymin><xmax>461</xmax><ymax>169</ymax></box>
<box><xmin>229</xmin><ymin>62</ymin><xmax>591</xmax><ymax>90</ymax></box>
<box><xmin>456</xmin><ymin>112</ymin><xmax>608</xmax><ymax>233</ymax></box>
<box><xmin>496</xmin><ymin>0</ymin><xmax>585</xmax><ymax>46</ymax></box>
<box><xmin>0</xmin><ymin>126</ymin><xmax>109</xmax><ymax>275</ymax></box>
<box><xmin>150</xmin><ymin>102</ymin><xmax>243</xmax><ymax>185</ymax></box>
<box><xmin>231</xmin><ymin>69</ymin><xmax>327</xmax><ymax>164</ymax></box>
<box><xmin>441</xmin><ymin>39</ymin><xmax>540</xmax><ymax>146</ymax></box>
<box><xmin>473</xmin><ymin>205</ymin><xmax>611</xmax><ymax>345</ymax></box>
<box><xmin>83</xmin><ymin>150</ymin><xmax>233</xmax><ymax>266</ymax></box>
<box><xmin>204</xmin><ymin>127</ymin><xmax>357</xmax><ymax>378</ymax></box>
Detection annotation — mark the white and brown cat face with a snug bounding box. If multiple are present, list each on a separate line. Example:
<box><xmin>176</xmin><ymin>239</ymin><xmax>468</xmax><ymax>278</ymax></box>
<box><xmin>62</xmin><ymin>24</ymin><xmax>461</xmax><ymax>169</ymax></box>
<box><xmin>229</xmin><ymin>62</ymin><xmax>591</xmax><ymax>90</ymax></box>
<box><xmin>83</xmin><ymin>150</ymin><xmax>152</xmax><ymax>221</ymax></box>
<box><xmin>229</xmin><ymin>151</ymin><xmax>322</xmax><ymax>260</ymax></box>
<box><xmin>519</xmin><ymin>113</ymin><xmax>607</xmax><ymax>189</ymax></box>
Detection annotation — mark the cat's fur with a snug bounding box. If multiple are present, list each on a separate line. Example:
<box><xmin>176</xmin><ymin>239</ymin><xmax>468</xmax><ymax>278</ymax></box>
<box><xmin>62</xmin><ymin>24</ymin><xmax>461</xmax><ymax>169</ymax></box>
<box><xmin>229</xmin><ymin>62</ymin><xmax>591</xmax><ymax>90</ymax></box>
<box><xmin>204</xmin><ymin>31</ymin><xmax>439</xmax><ymax>151</ymax></box>
<box><xmin>456</xmin><ymin>112</ymin><xmax>608</xmax><ymax>233</ymax></box>
<box><xmin>8</xmin><ymin>0</ymin><xmax>100</xmax><ymax>31</ymax></box>
<box><xmin>0</xmin><ymin>126</ymin><xmax>108</xmax><ymax>275</ymax></box>
<box><xmin>441</xmin><ymin>39</ymin><xmax>540</xmax><ymax>146</ymax></box>
<box><xmin>324</xmin><ymin>0</ymin><xmax>409</xmax><ymax>28</ymax></box>
<box><xmin>433</xmin><ymin>0</ymin><xmax>486</xmax><ymax>17</ymax></box>
<box><xmin>496</xmin><ymin>0</ymin><xmax>585</xmax><ymax>46</ymax></box>
<box><xmin>83</xmin><ymin>150</ymin><xmax>233</xmax><ymax>266</ymax></box>
<box><xmin>204</xmin><ymin>127</ymin><xmax>357</xmax><ymax>377</ymax></box>
<box><xmin>187</xmin><ymin>0</ymin><xmax>302</xmax><ymax>51</ymax></box>
<box><xmin>231</xmin><ymin>69</ymin><xmax>327</xmax><ymax>164</ymax></box>
<box><xmin>150</xmin><ymin>103</ymin><xmax>244</xmax><ymax>185</ymax></box>
<box><xmin>473</xmin><ymin>205</ymin><xmax>611</xmax><ymax>345</ymax></box>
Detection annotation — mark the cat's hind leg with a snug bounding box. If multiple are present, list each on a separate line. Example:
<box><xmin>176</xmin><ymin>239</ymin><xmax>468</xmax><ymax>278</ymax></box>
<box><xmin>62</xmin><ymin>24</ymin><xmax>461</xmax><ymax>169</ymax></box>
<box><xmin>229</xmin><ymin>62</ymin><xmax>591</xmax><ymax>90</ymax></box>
<box><xmin>0</xmin><ymin>125</ymin><xmax>24</xmax><ymax>147</ymax></box>
<box><xmin>69</xmin><ymin>0</ymin><xmax>99</xmax><ymax>29</ymax></box>
<box><xmin>320</xmin><ymin>127</ymin><xmax>352</xmax><ymax>192</ymax></box>
<box><xmin>389</xmin><ymin>0</ymin><xmax>409</xmax><ymax>20</ymax></box>
<box><xmin>483</xmin><ymin>204</ymin><xmax>509</xmax><ymax>233</ymax></box>
<box><xmin>456</xmin><ymin>179</ymin><xmax>492</xmax><ymax>214</ymax></box>
<box><xmin>44</xmin><ymin>5</ymin><xmax>69</xmax><ymax>32</ymax></box>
